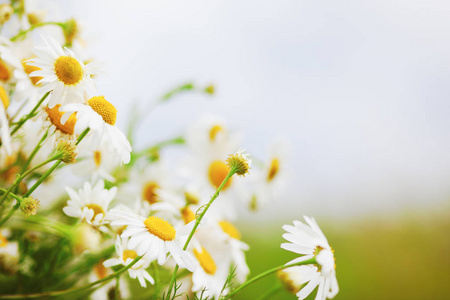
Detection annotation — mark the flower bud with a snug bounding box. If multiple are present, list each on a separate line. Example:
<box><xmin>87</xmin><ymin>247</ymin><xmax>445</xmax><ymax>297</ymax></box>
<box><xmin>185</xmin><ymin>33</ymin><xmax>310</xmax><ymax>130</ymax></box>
<box><xmin>226</xmin><ymin>149</ymin><xmax>251</xmax><ymax>176</ymax></box>
<box><xmin>19</xmin><ymin>197</ymin><xmax>40</xmax><ymax>217</ymax></box>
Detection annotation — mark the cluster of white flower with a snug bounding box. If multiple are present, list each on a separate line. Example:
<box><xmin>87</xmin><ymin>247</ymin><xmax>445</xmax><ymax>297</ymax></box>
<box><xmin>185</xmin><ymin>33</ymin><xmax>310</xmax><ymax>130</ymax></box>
<box><xmin>0</xmin><ymin>2</ymin><xmax>338</xmax><ymax>300</ymax></box>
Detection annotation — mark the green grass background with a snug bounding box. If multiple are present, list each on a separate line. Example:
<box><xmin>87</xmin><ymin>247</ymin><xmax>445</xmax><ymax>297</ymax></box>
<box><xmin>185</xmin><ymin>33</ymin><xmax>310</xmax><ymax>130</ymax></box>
<box><xmin>235</xmin><ymin>206</ymin><xmax>450</xmax><ymax>300</ymax></box>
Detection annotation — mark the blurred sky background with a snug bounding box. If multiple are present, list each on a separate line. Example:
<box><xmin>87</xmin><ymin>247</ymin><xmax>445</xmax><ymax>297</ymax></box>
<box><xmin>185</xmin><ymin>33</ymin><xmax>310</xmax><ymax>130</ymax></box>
<box><xmin>53</xmin><ymin>0</ymin><xmax>450</xmax><ymax>222</ymax></box>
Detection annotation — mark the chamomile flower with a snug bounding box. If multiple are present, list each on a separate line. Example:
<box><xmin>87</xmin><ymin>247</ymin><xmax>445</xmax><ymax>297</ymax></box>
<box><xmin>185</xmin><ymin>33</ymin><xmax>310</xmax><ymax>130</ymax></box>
<box><xmin>190</xmin><ymin>242</ymin><xmax>232</xmax><ymax>299</ymax></box>
<box><xmin>185</xmin><ymin>114</ymin><xmax>242</xmax><ymax>155</ymax></box>
<box><xmin>89</xmin><ymin>261</ymin><xmax>130</xmax><ymax>300</ymax></box>
<box><xmin>26</xmin><ymin>35</ymin><xmax>98</xmax><ymax>107</ymax></box>
<box><xmin>61</xmin><ymin>95</ymin><xmax>131</xmax><ymax>164</ymax></box>
<box><xmin>70</xmin><ymin>142</ymin><xmax>121</xmax><ymax>183</ymax></box>
<box><xmin>109</xmin><ymin>208</ymin><xmax>195</xmax><ymax>272</ymax></box>
<box><xmin>216</xmin><ymin>220</ymin><xmax>250</xmax><ymax>283</ymax></box>
<box><xmin>0</xmin><ymin>84</ymin><xmax>11</xmax><ymax>154</ymax></box>
<box><xmin>248</xmin><ymin>138</ymin><xmax>291</xmax><ymax>210</ymax></box>
<box><xmin>104</xmin><ymin>236</ymin><xmax>154</xmax><ymax>288</ymax></box>
<box><xmin>63</xmin><ymin>180</ymin><xmax>116</xmax><ymax>227</ymax></box>
<box><xmin>0</xmin><ymin>229</ymin><xmax>19</xmax><ymax>275</ymax></box>
<box><xmin>281</xmin><ymin>216</ymin><xmax>339</xmax><ymax>300</ymax></box>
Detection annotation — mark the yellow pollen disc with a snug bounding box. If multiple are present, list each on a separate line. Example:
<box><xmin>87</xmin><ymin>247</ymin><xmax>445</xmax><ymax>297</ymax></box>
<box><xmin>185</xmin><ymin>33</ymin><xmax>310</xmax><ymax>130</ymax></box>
<box><xmin>93</xmin><ymin>151</ymin><xmax>102</xmax><ymax>167</ymax></box>
<box><xmin>219</xmin><ymin>221</ymin><xmax>241</xmax><ymax>240</ymax></box>
<box><xmin>87</xmin><ymin>96</ymin><xmax>117</xmax><ymax>125</ymax></box>
<box><xmin>0</xmin><ymin>59</ymin><xmax>11</xmax><ymax>82</ymax></box>
<box><xmin>144</xmin><ymin>216</ymin><xmax>176</xmax><ymax>241</ymax></box>
<box><xmin>94</xmin><ymin>262</ymin><xmax>108</xmax><ymax>279</ymax></box>
<box><xmin>181</xmin><ymin>206</ymin><xmax>195</xmax><ymax>224</ymax></box>
<box><xmin>209</xmin><ymin>125</ymin><xmax>223</xmax><ymax>141</ymax></box>
<box><xmin>122</xmin><ymin>249</ymin><xmax>138</xmax><ymax>261</ymax></box>
<box><xmin>22</xmin><ymin>58</ymin><xmax>42</xmax><ymax>85</ymax></box>
<box><xmin>208</xmin><ymin>160</ymin><xmax>232</xmax><ymax>190</ymax></box>
<box><xmin>54</xmin><ymin>56</ymin><xmax>83</xmax><ymax>85</ymax></box>
<box><xmin>45</xmin><ymin>105</ymin><xmax>77</xmax><ymax>135</ymax></box>
<box><xmin>194</xmin><ymin>247</ymin><xmax>217</xmax><ymax>275</ymax></box>
<box><xmin>267</xmin><ymin>158</ymin><xmax>280</xmax><ymax>182</ymax></box>
<box><xmin>0</xmin><ymin>232</ymin><xmax>8</xmax><ymax>247</ymax></box>
<box><xmin>142</xmin><ymin>182</ymin><xmax>159</xmax><ymax>204</ymax></box>
<box><xmin>84</xmin><ymin>204</ymin><xmax>105</xmax><ymax>221</ymax></box>
<box><xmin>0</xmin><ymin>85</ymin><xmax>9</xmax><ymax>109</ymax></box>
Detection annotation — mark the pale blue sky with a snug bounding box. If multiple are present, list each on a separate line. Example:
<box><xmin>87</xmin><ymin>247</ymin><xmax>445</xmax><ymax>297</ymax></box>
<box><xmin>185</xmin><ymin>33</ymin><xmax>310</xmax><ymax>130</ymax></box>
<box><xmin>56</xmin><ymin>0</ymin><xmax>450</xmax><ymax>220</ymax></box>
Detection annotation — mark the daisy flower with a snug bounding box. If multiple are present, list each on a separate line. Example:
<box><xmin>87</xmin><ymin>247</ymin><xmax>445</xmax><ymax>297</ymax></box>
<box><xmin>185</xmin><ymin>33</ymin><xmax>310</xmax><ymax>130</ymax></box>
<box><xmin>61</xmin><ymin>95</ymin><xmax>131</xmax><ymax>164</ymax></box>
<box><xmin>0</xmin><ymin>84</ymin><xmax>11</xmax><ymax>154</ymax></box>
<box><xmin>281</xmin><ymin>216</ymin><xmax>339</xmax><ymax>300</ymax></box>
<box><xmin>185</xmin><ymin>114</ymin><xmax>242</xmax><ymax>155</ymax></box>
<box><xmin>63</xmin><ymin>180</ymin><xmax>117</xmax><ymax>227</ymax></box>
<box><xmin>108</xmin><ymin>208</ymin><xmax>195</xmax><ymax>272</ymax></box>
<box><xmin>103</xmin><ymin>236</ymin><xmax>154</xmax><ymax>288</ymax></box>
<box><xmin>190</xmin><ymin>241</ymin><xmax>232</xmax><ymax>299</ymax></box>
<box><xmin>0</xmin><ymin>229</ymin><xmax>19</xmax><ymax>275</ymax></box>
<box><xmin>26</xmin><ymin>35</ymin><xmax>98</xmax><ymax>108</ymax></box>
<box><xmin>89</xmin><ymin>261</ymin><xmax>130</xmax><ymax>300</ymax></box>
<box><xmin>248</xmin><ymin>138</ymin><xmax>291</xmax><ymax>210</ymax></box>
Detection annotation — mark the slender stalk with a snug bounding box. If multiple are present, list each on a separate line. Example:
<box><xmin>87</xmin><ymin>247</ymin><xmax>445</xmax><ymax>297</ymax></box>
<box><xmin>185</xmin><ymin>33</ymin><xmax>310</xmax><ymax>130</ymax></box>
<box><xmin>20</xmin><ymin>129</ymin><xmax>49</xmax><ymax>175</ymax></box>
<box><xmin>10</xmin><ymin>22</ymin><xmax>64</xmax><ymax>42</ymax></box>
<box><xmin>224</xmin><ymin>258</ymin><xmax>317</xmax><ymax>299</ymax></box>
<box><xmin>0</xmin><ymin>256</ymin><xmax>142</xmax><ymax>299</ymax></box>
<box><xmin>256</xmin><ymin>283</ymin><xmax>282</xmax><ymax>300</ymax></box>
<box><xmin>10</xmin><ymin>91</ymin><xmax>51</xmax><ymax>136</ymax></box>
<box><xmin>0</xmin><ymin>202</ymin><xmax>19</xmax><ymax>227</ymax></box>
<box><xmin>0</xmin><ymin>188</ymin><xmax>24</xmax><ymax>202</ymax></box>
<box><xmin>166</xmin><ymin>167</ymin><xmax>237</xmax><ymax>299</ymax></box>
<box><xmin>115</xmin><ymin>275</ymin><xmax>120</xmax><ymax>300</ymax></box>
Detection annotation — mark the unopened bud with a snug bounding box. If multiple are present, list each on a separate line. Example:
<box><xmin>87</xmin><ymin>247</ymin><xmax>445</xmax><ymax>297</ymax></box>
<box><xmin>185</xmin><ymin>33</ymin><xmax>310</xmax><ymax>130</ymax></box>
<box><xmin>0</xmin><ymin>4</ymin><xmax>13</xmax><ymax>25</ymax></box>
<box><xmin>63</xmin><ymin>18</ymin><xmax>78</xmax><ymax>46</ymax></box>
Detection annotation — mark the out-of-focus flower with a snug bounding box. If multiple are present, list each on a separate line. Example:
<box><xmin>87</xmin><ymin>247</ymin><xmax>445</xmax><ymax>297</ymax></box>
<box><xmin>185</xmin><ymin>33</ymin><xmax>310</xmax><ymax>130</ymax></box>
<box><xmin>72</xmin><ymin>223</ymin><xmax>101</xmax><ymax>254</ymax></box>
<box><xmin>89</xmin><ymin>261</ymin><xmax>130</xmax><ymax>300</ymax></box>
<box><xmin>61</xmin><ymin>95</ymin><xmax>131</xmax><ymax>164</ymax></box>
<box><xmin>0</xmin><ymin>229</ymin><xmax>19</xmax><ymax>275</ymax></box>
<box><xmin>103</xmin><ymin>236</ymin><xmax>154</xmax><ymax>288</ymax></box>
<box><xmin>109</xmin><ymin>208</ymin><xmax>195</xmax><ymax>272</ymax></box>
<box><xmin>63</xmin><ymin>180</ymin><xmax>116</xmax><ymax>228</ymax></box>
<box><xmin>281</xmin><ymin>216</ymin><xmax>338</xmax><ymax>300</ymax></box>
<box><xmin>26</xmin><ymin>35</ymin><xmax>98</xmax><ymax>107</ymax></box>
<box><xmin>0</xmin><ymin>84</ymin><xmax>11</xmax><ymax>154</ymax></box>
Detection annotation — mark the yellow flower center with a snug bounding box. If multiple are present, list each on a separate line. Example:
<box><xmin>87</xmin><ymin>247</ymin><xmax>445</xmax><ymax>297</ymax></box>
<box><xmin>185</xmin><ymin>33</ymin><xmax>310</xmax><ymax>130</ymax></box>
<box><xmin>144</xmin><ymin>216</ymin><xmax>176</xmax><ymax>241</ymax></box>
<box><xmin>267</xmin><ymin>158</ymin><xmax>280</xmax><ymax>182</ymax></box>
<box><xmin>93</xmin><ymin>151</ymin><xmax>102</xmax><ymax>167</ymax></box>
<box><xmin>84</xmin><ymin>204</ymin><xmax>105</xmax><ymax>222</ymax></box>
<box><xmin>94</xmin><ymin>262</ymin><xmax>108</xmax><ymax>279</ymax></box>
<box><xmin>45</xmin><ymin>105</ymin><xmax>77</xmax><ymax>135</ymax></box>
<box><xmin>142</xmin><ymin>182</ymin><xmax>159</xmax><ymax>205</ymax></box>
<box><xmin>209</xmin><ymin>125</ymin><xmax>223</xmax><ymax>142</ymax></box>
<box><xmin>87</xmin><ymin>96</ymin><xmax>117</xmax><ymax>125</ymax></box>
<box><xmin>0</xmin><ymin>59</ymin><xmax>11</xmax><ymax>82</ymax></box>
<box><xmin>194</xmin><ymin>247</ymin><xmax>217</xmax><ymax>275</ymax></box>
<box><xmin>122</xmin><ymin>249</ymin><xmax>138</xmax><ymax>261</ymax></box>
<box><xmin>22</xmin><ymin>58</ymin><xmax>42</xmax><ymax>85</ymax></box>
<box><xmin>54</xmin><ymin>56</ymin><xmax>84</xmax><ymax>85</ymax></box>
<box><xmin>0</xmin><ymin>232</ymin><xmax>8</xmax><ymax>247</ymax></box>
<box><xmin>0</xmin><ymin>85</ymin><xmax>9</xmax><ymax>109</ymax></box>
<box><xmin>219</xmin><ymin>221</ymin><xmax>241</xmax><ymax>240</ymax></box>
<box><xmin>181</xmin><ymin>206</ymin><xmax>195</xmax><ymax>224</ymax></box>
<box><xmin>208</xmin><ymin>160</ymin><xmax>232</xmax><ymax>190</ymax></box>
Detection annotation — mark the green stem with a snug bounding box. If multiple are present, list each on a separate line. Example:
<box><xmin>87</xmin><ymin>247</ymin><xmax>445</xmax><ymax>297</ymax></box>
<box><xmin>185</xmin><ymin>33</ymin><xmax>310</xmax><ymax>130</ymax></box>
<box><xmin>0</xmin><ymin>188</ymin><xmax>23</xmax><ymax>202</ymax></box>
<box><xmin>166</xmin><ymin>167</ymin><xmax>237</xmax><ymax>299</ymax></box>
<box><xmin>224</xmin><ymin>258</ymin><xmax>317</xmax><ymax>299</ymax></box>
<box><xmin>10</xmin><ymin>22</ymin><xmax>64</xmax><ymax>42</ymax></box>
<box><xmin>115</xmin><ymin>275</ymin><xmax>120</xmax><ymax>300</ymax></box>
<box><xmin>0</xmin><ymin>256</ymin><xmax>142</xmax><ymax>299</ymax></box>
<box><xmin>256</xmin><ymin>283</ymin><xmax>282</xmax><ymax>300</ymax></box>
<box><xmin>20</xmin><ymin>129</ymin><xmax>49</xmax><ymax>175</ymax></box>
<box><xmin>0</xmin><ymin>202</ymin><xmax>19</xmax><ymax>227</ymax></box>
<box><xmin>10</xmin><ymin>91</ymin><xmax>51</xmax><ymax>136</ymax></box>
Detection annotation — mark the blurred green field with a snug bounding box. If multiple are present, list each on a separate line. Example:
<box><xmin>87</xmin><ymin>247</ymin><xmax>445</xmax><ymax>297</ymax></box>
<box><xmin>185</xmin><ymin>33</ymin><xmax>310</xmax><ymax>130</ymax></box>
<box><xmin>236</xmin><ymin>207</ymin><xmax>450</xmax><ymax>300</ymax></box>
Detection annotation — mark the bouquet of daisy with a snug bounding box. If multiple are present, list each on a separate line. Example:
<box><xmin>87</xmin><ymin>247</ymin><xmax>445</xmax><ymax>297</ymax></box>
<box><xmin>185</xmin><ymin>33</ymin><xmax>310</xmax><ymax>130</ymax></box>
<box><xmin>0</xmin><ymin>2</ymin><xmax>338</xmax><ymax>299</ymax></box>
